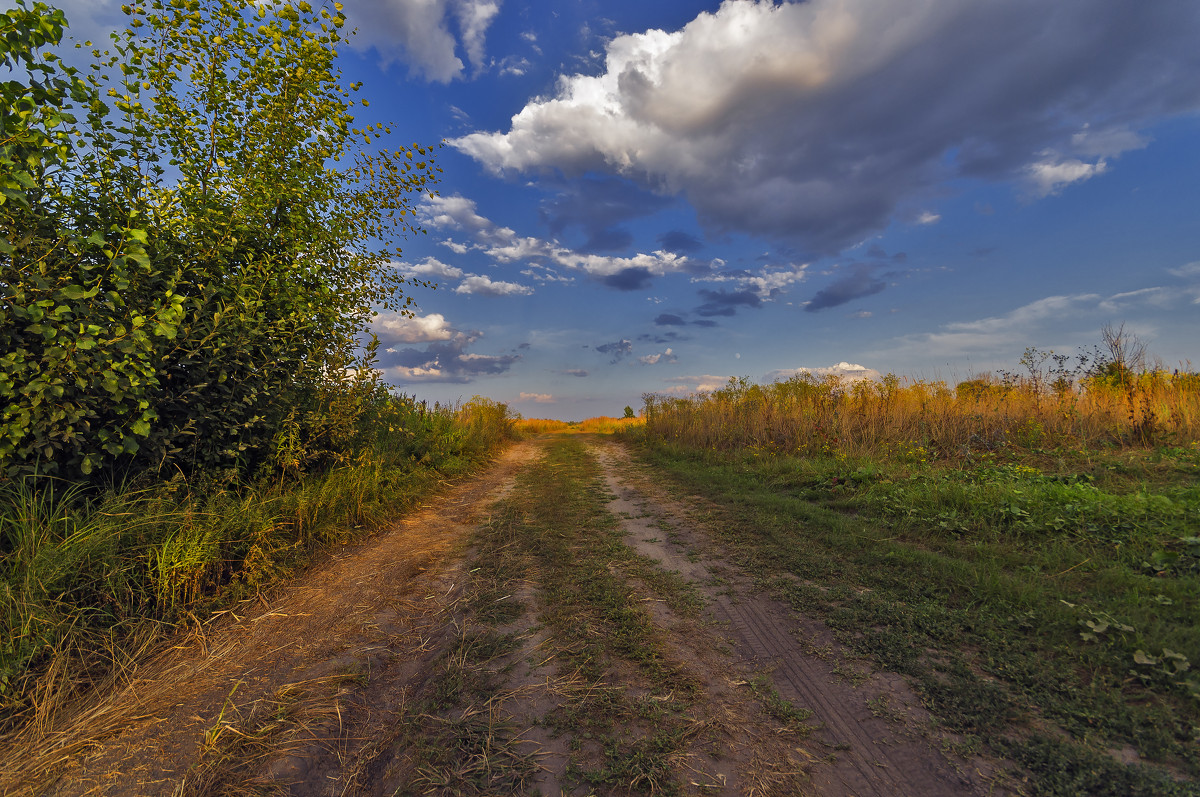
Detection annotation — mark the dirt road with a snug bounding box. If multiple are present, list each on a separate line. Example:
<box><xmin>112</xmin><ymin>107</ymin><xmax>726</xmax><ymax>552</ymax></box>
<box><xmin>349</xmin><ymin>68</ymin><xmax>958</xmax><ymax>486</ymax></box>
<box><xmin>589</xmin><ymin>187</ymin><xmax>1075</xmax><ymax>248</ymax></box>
<box><xmin>9</xmin><ymin>436</ymin><xmax>1007</xmax><ymax>796</ymax></box>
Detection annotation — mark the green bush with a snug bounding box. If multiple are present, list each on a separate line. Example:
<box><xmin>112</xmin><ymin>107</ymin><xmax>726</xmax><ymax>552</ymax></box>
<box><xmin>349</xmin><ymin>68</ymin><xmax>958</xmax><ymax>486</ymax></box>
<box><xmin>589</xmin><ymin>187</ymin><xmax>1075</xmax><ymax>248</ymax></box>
<box><xmin>1</xmin><ymin>0</ymin><xmax>438</xmax><ymax>482</ymax></box>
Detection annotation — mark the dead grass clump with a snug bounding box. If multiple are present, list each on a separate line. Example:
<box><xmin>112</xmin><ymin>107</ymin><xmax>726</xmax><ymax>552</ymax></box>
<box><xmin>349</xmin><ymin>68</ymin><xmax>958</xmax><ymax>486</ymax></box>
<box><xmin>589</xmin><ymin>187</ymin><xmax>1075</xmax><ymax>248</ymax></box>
<box><xmin>643</xmin><ymin>369</ymin><xmax>1200</xmax><ymax>458</ymax></box>
<box><xmin>514</xmin><ymin>416</ymin><xmax>645</xmax><ymax>436</ymax></box>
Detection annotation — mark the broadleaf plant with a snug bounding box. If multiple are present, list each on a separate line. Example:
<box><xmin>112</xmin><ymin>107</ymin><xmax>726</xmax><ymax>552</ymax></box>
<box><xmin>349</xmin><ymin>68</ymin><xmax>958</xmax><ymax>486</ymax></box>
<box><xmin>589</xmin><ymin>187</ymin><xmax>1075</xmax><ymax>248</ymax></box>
<box><xmin>1</xmin><ymin>0</ymin><xmax>439</xmax><ymax>481</ymax></box>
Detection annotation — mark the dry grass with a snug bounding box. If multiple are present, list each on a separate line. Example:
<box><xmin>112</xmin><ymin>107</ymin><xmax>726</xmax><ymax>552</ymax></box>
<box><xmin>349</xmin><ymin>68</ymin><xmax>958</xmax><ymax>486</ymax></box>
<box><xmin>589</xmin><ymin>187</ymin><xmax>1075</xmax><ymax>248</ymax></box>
<box><xmin>515</xmin><ymin>416</ymin><xmax>645</xmax><ymax>435</ymax></box>
<box><xmin>643</xmin><ymin>371</ymin><xmax>1200</xmax><ymax>457</ymax></box>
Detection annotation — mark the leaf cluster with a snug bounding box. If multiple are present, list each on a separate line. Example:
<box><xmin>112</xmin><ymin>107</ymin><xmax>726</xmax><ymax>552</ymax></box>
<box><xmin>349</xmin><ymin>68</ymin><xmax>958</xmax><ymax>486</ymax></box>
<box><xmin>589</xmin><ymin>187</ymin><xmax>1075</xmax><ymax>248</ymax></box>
<box><xmin>1</xmin><ymin>0</ymin><xmax>439</xmax><ymax>481</ymax></box>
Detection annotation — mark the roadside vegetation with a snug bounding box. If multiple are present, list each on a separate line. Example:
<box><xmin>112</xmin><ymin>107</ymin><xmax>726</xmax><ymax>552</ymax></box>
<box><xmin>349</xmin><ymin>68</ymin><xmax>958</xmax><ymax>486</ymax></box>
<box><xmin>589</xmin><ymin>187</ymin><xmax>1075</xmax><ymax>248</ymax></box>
<box><xmin>514</xmin><ymin>415</ymin><xmax>644</xmax><ymax>435</ymax></box>
<box><xmin>633</xmin><ymin>330</ymin><xmax>1200</xmax><ymax>795</ymax></box>
<box><xmin>0</xmin><ymin>393</ymin><xmax>515</xmax><ymax>738</ymax></box>
<box><xmin>0</xmin><ymin>0</ymin><xmax>516</xmax><ymax>749</ymax></box>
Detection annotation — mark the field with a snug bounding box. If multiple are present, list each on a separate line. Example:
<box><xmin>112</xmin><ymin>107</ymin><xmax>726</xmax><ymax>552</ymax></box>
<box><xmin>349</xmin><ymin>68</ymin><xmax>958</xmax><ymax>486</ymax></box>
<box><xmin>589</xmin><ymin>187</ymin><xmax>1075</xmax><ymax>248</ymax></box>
<box><xmin>631</xmin><ymin>369</ymin><xmax>1200</xmax><ymax>795</ymax></box>
<box><xmin>4</xmin><ymin>365</ymin><xmax>1200</xmax><ymax>795</ymax></box>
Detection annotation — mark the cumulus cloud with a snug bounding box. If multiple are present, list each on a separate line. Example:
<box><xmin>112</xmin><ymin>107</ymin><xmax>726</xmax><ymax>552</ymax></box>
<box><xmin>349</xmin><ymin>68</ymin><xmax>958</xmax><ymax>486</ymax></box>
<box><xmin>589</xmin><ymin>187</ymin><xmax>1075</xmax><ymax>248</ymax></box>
<box><xmin>344</xmin><ymin>0</ymin><xmax>501</xmax><ymax>83</ymax></box>
<box><xmin>764</xmin><ymin>362</ymin><xmax>881</xmax><ymax>383</ymax></box>
<box><xmin>1026</xmin><ymin>154</ymin><xmax>1108</xmax><ymax>197</ymax></box>
<box><xmin>391</xmin><ymin>256</ymin><xmax>465</xmax><ymax>284</ymax></box>
<box><xmin>519</xmin><ymin>392</ymin><xmax>555</xmax><ymax>403</ymax></box>
<box><xmin>694</xmin><ymin>263</ymin><xmax>808</xmax><ymax>300</ymax></box>
<box><xmin>419</xmin><ymin>194</ymin><xmax>697</xmax><ymax>285</ymax></box>
<box><xmin>372</xmin><ymin>312</ymin><xmax>519</xmax><ymax>382</ymax></box>
<box><xmin>373</xmin><ymin>311</ymin><xmax>456</xmax><ymax>343</ymax></box>
<box><xmin>455</xmin><ymin>274</ymin><xmax>535</xmax><ymax>296</ymax></box>
<box><xmin>452</xmin><ymin>0</ymin><xmax>1200</xmax><ymax>252</ymax></box>
<box><xmin>638</xmin><ymin>347</ymin><xmax>677</xmax><ymax>365</ymax></box>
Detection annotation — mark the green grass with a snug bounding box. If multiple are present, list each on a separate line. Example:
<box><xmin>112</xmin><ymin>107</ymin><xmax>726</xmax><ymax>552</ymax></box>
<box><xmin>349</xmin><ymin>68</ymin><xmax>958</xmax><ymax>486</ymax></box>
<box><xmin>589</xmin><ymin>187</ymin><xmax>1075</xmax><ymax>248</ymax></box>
<box><xmin>417</xmin><ymin>436</ymin><xmax>739</xmax><ymax>795</ymax></box>
<box><xmin>0</xmin><ymin>403</ymin><xmax>516</xmax><ymax>738</ymax></box>
<box><xmin>633</xmin><ymin>437</ymin><xmax>1200</xmax><ymax>796</ymax></box>
<box><xmin>487</xmin><ymin>438</ymin><xmax>704</xmax><ymax>794</ymax></box>
<box><xmin>375</xmin><ymin>437</ymin><xmax>710</xmax><ymax>795</ymax></box>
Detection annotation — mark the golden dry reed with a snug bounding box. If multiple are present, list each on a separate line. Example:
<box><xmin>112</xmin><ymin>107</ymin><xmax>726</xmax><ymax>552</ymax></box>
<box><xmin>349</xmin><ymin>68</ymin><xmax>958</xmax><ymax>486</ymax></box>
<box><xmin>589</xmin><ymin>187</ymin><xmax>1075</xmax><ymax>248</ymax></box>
<box><xmin>643</xmin><ymin>371</ymin><xmax>1200</xmax><ymax>457</ymax></box>
<box><xmin>514</xmin><ymin>416</ymin><xmax>645</xmax><ymax>435</ymax></box>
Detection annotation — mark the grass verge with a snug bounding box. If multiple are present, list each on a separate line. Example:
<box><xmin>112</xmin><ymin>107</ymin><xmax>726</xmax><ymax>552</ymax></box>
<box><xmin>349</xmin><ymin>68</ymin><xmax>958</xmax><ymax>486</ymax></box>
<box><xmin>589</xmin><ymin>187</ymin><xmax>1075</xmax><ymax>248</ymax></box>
<box><xmin>0</xmin><ymin>399</ymin><xmax>515</xmax><ymax>741</ymax></box>
<box><xmin>388</xmin><ymin>437</ymin><xmax>740</xmax><ymax>795</ymax></box>
<box><xmin>632</xmin><ymin>437</ymin><xmax>1199</xmax><ymax>796</ymax></box>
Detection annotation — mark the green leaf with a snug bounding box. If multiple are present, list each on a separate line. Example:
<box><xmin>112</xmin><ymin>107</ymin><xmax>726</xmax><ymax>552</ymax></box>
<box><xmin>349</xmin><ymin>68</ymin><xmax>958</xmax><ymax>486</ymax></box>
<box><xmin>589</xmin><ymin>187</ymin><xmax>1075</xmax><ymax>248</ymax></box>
<box><xmin>59</xmin><ymin>284</ymin><xmax>96</xmax><ymax>301</ymax></box>
<box><xmin>1133</xmin><ymin>650</ymin><xmax>1158</xmax><ymax>666</ymax></box>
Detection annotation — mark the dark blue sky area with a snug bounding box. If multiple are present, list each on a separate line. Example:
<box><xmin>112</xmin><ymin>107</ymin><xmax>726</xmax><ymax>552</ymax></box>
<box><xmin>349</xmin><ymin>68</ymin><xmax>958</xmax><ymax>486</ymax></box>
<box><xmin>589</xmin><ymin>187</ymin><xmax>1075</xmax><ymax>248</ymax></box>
<box><xmin>37</xmin><ymin>0</ymin><xmax>1200</xmax><ymax>418</ymax></box>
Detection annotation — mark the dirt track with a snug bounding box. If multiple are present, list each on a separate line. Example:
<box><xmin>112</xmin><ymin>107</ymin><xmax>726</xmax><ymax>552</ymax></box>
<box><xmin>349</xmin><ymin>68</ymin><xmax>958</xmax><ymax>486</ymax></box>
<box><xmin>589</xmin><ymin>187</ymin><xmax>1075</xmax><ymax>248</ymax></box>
<box><xmin>9</xmin><ymin>436</ymin><xmax>1006</xmax><ymax>796</ymax></box>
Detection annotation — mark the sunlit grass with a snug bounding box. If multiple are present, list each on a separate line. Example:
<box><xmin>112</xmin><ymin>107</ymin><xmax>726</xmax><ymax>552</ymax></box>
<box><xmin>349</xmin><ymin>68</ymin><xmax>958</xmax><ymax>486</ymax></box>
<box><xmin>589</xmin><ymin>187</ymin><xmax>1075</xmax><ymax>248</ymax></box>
<box><xmin>641</xmin><ymin>370</ymin><xmax>1200</xmax><ymax>457</ymax></box>
<box><xmin>633</xmin><ymin>366</ymin><xmax>1200</xmax><ymax>795</ymax></box>
<box><xmin>0</xmin><ymin>395</ymin><xmax>517</xmax><ymax>738</ymax></box>
<box><xmin>514</xmin><ymin>415</ymin><xmax>645</xmax><ymax>435</ymax></box>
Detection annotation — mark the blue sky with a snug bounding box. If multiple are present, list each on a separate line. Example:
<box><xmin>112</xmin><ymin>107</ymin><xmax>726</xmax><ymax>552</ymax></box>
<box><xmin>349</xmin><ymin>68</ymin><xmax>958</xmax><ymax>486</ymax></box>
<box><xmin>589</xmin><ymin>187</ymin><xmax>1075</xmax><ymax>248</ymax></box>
<box><xmin>39</xmin><ymin>0</ymin><xmax>1200</xmax><ymax>419</ymax></box>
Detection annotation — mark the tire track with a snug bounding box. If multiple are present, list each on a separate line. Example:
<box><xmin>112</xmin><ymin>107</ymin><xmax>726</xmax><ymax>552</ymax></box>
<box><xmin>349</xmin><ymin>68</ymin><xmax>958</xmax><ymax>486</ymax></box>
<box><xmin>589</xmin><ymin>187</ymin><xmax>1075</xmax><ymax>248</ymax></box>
<box><xmin>17</xmin><ymin>441</ymin><xmax>541</xmax><ymax>797</ymax></box>
<box><xmin>593</xmin><ymin>439</ymin><xmax>1005</xmax><ymax>797</ymax></box>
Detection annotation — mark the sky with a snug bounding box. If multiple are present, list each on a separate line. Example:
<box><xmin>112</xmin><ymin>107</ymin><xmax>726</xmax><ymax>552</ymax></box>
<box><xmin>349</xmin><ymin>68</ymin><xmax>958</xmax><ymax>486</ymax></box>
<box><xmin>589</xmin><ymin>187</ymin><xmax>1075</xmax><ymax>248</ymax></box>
<box><xmin>27</xmin><ymin>0</ymin><xmax>1200</xmax><ymax>419</ymax></box>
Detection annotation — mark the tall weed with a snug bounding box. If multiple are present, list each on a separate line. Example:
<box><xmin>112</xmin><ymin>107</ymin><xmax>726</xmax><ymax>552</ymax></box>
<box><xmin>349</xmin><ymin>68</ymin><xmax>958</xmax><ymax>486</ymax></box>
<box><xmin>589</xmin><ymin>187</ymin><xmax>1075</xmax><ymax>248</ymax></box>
<box><xmin>642</xmin><ymin>370</ymin><xmax>1200</xmax><ymax>457</ymax></box>
<box><xmin>0</xmin><ymin>391</ymin><xmax>516</xmax><ymax>735</ymax></box>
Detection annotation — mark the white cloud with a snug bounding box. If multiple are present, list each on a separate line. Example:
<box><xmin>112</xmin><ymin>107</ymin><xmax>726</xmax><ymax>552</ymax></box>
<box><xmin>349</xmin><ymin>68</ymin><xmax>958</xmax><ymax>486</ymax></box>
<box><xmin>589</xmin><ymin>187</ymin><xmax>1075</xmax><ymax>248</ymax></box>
<box><xmin>519</xmin><ymin>392</ymin><xmax>555</xmax><ymax>403</ymax></box>
<box><xmin>902</xmin><ymin>294</ymin><xmax>1104</xmax><ymax>355</ymax></box>
<box><xmin>498</xmin><ymin>56</ymin><xmax>531</xmax><ymax>77</ymax></box>
<box><xmin>344</xmin><ymin>0</ymin><xmax>501</xmax><ymax>83</ymax></box>
<box><xmin>455</xmin><ymin>274</ymin><xmax>534</xmax><ymax>296</ymax></box>
<box><xmin>373</xmin><ymin>311</ymin><xmax>456</xmax><ymax>343</ymax></box>
<box><xmin>522</xmin><ymin>266</ymin><xmax>575</xmax><ymax>284</ymax></box>
<box><xmin>419</xmin><ymin>194</ymin><xmax>508</xmax><ymax>240</ymax></box>
<box><xmin>916</xmin><ymin>211</ymin><xmax>941</xmax><ymax>225</ymax></box>
<box><xmin>693</xmin><ymin>263</ymin><xmax>808</xmax><ymax>299</ymax></box>
<box><xmin>391</xmin><ymin>256</ymin><xmax>465</xmax><ymax>282</ymax></box>
<box><xmin>1168</xmin><ymin>261</ymin><xmax>1200</xmax><ymax>278</ymax></box>
<box><xmin>453</xmin><ymin>0</ymin><xmax>1200</xmax><ymax>252</ymax></box>
<box><xmin>454</xmin><ymin>0</ymin><xmax>500</xmax><ymax>71</ymax></box>
<box><xmin>418</xmin><ymin>193</ymin><xmax>699</xmax><ymax>282</ymax></box>
<box><xmin>1097</xmin><ymin>287</ymin><xmax>1169</xmax><ymax>313</ymax></box>
<box><xmin>638</xmin><ymin>347</ymin><xmax>676</xmax><ymax>365</ymax></box>
<box><xmin>764</xmin><ymin>362</ymin><xmax>881</xmax><ymax>383</ymax></box>
<box><xmin>373</xmin><ymin>312</ymin><xmax>521</xmax><ymax>383</ymax></box>
<box><xmin>1026</xmin><ymin>155</ymin><xmax>1108</xmax><ymax>197</ymax></box>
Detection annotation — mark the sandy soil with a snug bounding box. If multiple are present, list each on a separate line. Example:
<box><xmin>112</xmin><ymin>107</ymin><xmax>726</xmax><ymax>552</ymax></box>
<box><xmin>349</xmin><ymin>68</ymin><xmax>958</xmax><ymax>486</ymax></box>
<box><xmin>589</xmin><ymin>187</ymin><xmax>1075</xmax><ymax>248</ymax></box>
<box><xmin>5</xmin><ymin>436</ymin><xmax>1011</xmax><ymax>796</ymax></box>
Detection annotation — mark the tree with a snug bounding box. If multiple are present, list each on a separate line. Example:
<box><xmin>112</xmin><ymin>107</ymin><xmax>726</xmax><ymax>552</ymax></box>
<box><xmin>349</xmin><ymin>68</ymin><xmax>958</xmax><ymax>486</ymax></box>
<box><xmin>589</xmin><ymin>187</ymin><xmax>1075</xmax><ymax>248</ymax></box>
<box><xmin>1</xmin><ymin>0</ymin><xmax>439</xmax><ymax>480</ymax></box>
<box><xmin>623</xmin><ymin>405</ymin><xmax>635</xmax><ymax>419</ymax></box>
